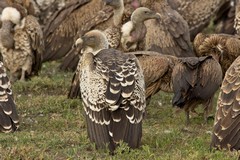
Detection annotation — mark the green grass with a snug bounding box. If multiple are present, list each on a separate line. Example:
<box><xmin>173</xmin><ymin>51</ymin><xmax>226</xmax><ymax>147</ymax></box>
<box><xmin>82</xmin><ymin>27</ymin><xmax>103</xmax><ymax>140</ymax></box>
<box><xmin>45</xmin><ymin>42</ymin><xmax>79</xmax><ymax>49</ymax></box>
<box><xmin>0</xmin><ymin>61</ymin><xmax>239</xmax><ymax>159</ymax></box>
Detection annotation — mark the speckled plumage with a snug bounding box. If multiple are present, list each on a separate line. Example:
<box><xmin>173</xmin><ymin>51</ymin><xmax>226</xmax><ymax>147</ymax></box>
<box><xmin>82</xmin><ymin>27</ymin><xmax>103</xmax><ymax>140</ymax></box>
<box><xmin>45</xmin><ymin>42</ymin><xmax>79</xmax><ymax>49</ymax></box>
<box><xmin>140</xmin><ymin>0</ymin><xmax>195</xmax><ymax>57</ymax></box>
<box><xmin>168</xmin><ymin>0</ymin><xmax>230</xmax><ymax>40</ymax></box>
<box><xmin>0</xmin><ymin>9</ymin><xmax>44</xmax><ymax>81</ymax></box>
<box><xmin>0</xmin><ymin>61</ymin><xmax>19</xmax><ymax>132</ymax></box>
<box><xmin>77</xmin><ymin>30</ymin><xmax>146</xmax><ymax>152</ymax></box>
<box><xmin>211</xmin><ymin>55</ymin><xmax>240</xmax><ymax>151</ymax></box>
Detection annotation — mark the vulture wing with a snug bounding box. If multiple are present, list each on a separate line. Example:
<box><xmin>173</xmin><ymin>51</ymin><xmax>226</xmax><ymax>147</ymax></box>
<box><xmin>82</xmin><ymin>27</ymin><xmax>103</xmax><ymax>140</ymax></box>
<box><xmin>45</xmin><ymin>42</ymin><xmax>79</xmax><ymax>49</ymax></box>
<box><xmin>24</xmin><ymin>15</ymin><xmax>44</xmax><ymax>76</ymax></box>
<box><xmin>211</xmin><ymin>56</ymin><xmax>240</xmax><ymax>151</ymax></box>
<box><xmin>80</xmin><ymin>48</ymin><xmax>146</xmax><ymax>151</ymax></box>
<box><xmin>0</xmin><ymin>62</ymin><xmax>19</xmax><ymax>132</ymax></box>
<box><xmin>143</xmin><ymin>1</ymin><xmax>194</xmax><ymax>57</ymax></box>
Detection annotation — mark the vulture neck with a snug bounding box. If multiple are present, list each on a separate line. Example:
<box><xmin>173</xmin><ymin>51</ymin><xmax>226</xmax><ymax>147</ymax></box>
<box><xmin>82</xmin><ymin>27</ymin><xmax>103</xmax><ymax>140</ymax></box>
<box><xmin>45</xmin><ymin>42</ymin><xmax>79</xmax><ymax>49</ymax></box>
<box><xmin>1</xmin><ymin>20</ymin><xmax>14</xmax><ymax>32</ymax></box>
<box><xmin>113</xmin><ymin>3</ymin><xmax>124</xmax><ymax>26</ymax></box>
<box><xmin>0</xmin><ymin>21</ymin><xmax>14</xmax><ymax>49</ymax></box>
<box><xmin>83</xmin><ymin>43</ymin><xmax>109</xmax><ymax>56</ymax></box>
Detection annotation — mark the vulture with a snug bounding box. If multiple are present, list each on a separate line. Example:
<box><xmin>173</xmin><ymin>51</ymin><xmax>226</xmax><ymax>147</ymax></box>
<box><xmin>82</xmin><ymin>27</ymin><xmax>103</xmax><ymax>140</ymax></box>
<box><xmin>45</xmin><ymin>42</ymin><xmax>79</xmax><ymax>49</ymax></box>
<box><xmin>193</xmin><ymin>32</ymin><xmax>240</xmax><ymax>74</ymax></box>
<box><xmin>172</xmin><ymin>56</ymin><xmax>223</xmax><ymax>125</ymax></box>
<box><xmin>167</xmin><ymin>0</ymin><xmax>230</xmax><ymax>40</ymax></box>
<box><xmin>31</xmin><ymin>0</ymin><xmax>68</xmax><ymax>26</ymax></box>
<box><xmin>234</xmin><ymin>0</ymin><xmax>240</xmax><ymax>35</ymax></box>
<box><xmin>214</xmin><ymin>0</ymin><xmax>236</xmax><ymax>35</ymax></box>
<box><xmin>139</xmin><ymin>0</ymin><xmax>195</xmax><ymax>57</ymax></box>
<box><xmin>68</xmin><ymin>4</ymin><xmax>160</xmax><ymax>99</ymax></box>
<box><xmin>0</xmin><ymin>6</ymin><xmax>44</xmax><ymax>81</ymax></box>
<box><xmin>210</xmin><ymin>56</ymin><xmax>240</xmax><ymax>151</ymax></box>
<box><xmin>43</xmin><ymin>0</ymin><xmax>139</xmax><ymax>64</ymax></box>
<box><xmin>120</xmin><ymin>7</ymin><xmax>160</xmax><ymax>51</ymax></box>
<box><xmin>0</xmin><ymin>61</ymin><xmax>20</xmax><ymax>133</ymax></box>
<box><xmin>76</xmin><ymin>29</ymin><xmax>146</xmax><ymax>152</ymax></box>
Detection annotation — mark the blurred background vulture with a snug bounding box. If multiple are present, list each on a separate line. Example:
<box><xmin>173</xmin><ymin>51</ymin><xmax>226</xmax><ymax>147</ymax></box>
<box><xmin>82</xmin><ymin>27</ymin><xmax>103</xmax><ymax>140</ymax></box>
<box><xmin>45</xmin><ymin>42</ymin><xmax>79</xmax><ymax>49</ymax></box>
<box><xmin>0</xmin><ymin>3</ymin><xmax>44</xmax><ymax>81</ymax></box>
<box><xmin>193</xmin><ymin>33</ymin><xmax>240</xmax><ymax>74</ymax></box>
<box><xmin>172</xmin><ymin>56</ymin><xmax>223</xmax><ymax>125</ymax></box>
<box><xmin>139</xmin><ymin>0</ymin><xmax>194</xmax><ymax>57</ymax></box>
<box><xmin>76</xmin><ymin>29</ymin><xmax>146</xmax><ymax>152</ymax></box>
<box><xmin>43</xmin><ymin>0</ymin><xmax>139</xmax><ymax>66</ymax></box>
<box><xmin>167</xmin><ymin>0</ymin><xmax>231</xmax><ymax>40</ymax></box>
<box><xmin>0</xmin><ymin>62</ymin><xmax>20</xmax><ymax>133</ymax></box>
<box><xmin>211</xmin><ymin>56</ymin><xmax>240</xmax><ymax>151</ymax></box>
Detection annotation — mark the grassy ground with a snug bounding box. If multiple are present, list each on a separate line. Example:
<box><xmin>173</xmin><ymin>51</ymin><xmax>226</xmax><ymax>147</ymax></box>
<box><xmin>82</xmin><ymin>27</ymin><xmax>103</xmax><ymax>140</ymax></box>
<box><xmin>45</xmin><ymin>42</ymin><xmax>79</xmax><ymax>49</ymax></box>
<box><xmin>0</xmin><ymin>61</ymin><xmax>239</xmax><ymax>160</ymax></box>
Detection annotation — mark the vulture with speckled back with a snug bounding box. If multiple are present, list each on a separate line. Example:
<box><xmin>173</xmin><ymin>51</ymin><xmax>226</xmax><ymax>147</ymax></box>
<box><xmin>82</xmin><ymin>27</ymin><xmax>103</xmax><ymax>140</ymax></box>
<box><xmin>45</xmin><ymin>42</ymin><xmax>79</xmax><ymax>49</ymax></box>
<box><xmin>0</xmin><ymin>4</ymin><xmax>44</xmax><ymax>81</ymax></box>
<box><xmin>76</xmin><ymin>29</ymin><xmax>146</xmax><ymax>153</ymax></box>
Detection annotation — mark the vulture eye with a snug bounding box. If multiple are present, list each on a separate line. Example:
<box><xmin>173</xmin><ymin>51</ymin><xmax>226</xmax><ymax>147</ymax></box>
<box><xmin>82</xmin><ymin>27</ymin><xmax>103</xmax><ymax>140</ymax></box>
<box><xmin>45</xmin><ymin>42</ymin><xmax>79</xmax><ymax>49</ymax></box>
<box><xmin>88</xmin><ymin>37</ymin><xmax>95</xmax><ymax>41</ymax></box>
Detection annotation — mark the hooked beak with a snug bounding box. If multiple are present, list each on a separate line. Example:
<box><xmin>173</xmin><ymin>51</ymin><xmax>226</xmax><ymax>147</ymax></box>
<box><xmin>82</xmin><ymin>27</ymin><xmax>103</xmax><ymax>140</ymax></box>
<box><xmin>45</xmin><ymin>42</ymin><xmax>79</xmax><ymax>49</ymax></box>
<box><xmin>153</xmin><ymin>12</ymin><xmax>161</xmax><ymax>20</ymax></box>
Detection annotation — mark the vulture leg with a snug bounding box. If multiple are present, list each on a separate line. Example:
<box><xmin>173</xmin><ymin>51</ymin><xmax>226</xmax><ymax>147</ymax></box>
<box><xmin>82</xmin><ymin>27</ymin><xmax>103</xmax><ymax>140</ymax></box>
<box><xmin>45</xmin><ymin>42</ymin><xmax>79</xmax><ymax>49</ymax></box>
<box><xmin>185</xmin><ymin>110</ymin><xmax>190</xmax><ymax>126</ymax></box>
<box><xmin>203</xmin><ymin>97</ymin><xmax>214</xmax><ymax>124</ymax></box>
<box><xmin>20</xmin><ymin>69</ymin><xmax>26</xmax><ymax>81</ymax></box>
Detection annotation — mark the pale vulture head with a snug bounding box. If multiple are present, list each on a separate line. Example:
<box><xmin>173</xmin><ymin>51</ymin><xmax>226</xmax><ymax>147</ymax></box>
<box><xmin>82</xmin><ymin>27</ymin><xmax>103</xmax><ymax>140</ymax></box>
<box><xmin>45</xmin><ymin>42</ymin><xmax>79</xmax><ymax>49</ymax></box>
<box><xmin>1</xmin><ymin>7</ymin><xmax>21</xmax><ymax>24</ymax></box>
<box><xmin>75</xmin><ymin>30</ymin><xmax>109</xmax><ymax>55</ymax></box>
<box><xmin>131</xmin><ymin>7</ymin><xmax>160</xmax><ymax>23</ymax></box>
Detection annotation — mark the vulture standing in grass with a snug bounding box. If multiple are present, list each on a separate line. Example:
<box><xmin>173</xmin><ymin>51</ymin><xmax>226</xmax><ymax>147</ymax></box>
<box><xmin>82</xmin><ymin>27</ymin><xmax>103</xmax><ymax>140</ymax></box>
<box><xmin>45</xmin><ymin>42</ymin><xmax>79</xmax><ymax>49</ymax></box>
<box><xmin>172</xmin><ymin>56</ymin><xmax>223</xmax><ymax>125</ymax></box>
<box><xmin>193</xmin><ymin>32</ymin><xmax>240</xmax><ymax>74</ymax></box>
<box><xmin>211</xmin><ymin>56</ymin><xmax>240</xmax><ymax>151</ymax></box>
<box><xmin>139</xmin><ymin>0</ymin><xmax>194</xmax><ymax>57</ymax></box>
<box><xmin>0</xmin><ymin>6</ymin><xmax>44</xmax><ymax>81</ymax></box>
<box><xmin>76</xmin><ymin>29</ymin><xmax>146</xmax><ymax>152</ymax></box>
<box><xmin>167</xmin><ymin>0</ymin><xmax>230</xmax><ymax>40</ymax></box>
<box><xmin>0</xmin><ymin>61</ymin><xmax>19</xmax><ymax>133</ymax></box>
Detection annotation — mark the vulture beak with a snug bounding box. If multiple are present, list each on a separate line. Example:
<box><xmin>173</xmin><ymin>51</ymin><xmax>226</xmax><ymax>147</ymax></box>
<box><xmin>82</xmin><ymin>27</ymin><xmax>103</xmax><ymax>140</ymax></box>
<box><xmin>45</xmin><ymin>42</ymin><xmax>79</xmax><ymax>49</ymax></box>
<box><xmin>216</xmin><ymin>44</ymin><xmax>224</xmax><ymax>62</ymax></box>
<box><xmin>153</xmin><ymin>12</ymin><xmax>161</xmax><ymax>20</ymax></box>
<box><xmin>74</xmin><ymin>37</ymin><xmax>84</xmax><ymax>49</ymax></box>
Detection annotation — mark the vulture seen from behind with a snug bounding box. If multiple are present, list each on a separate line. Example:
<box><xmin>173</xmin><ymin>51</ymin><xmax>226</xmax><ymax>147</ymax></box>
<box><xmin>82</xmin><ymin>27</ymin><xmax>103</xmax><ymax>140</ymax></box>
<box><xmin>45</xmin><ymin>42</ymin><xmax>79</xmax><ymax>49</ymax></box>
<box><xmin>172</xmin><ymin>56</ymin><xmax>223</xmax><ymax>124</ymax></box>
<box><xmin>0</xmin><ymin>6</ymin><xmax>44</xmax><ymax>81</ymax></box>
<box><xmin>77</xmin><ymin>30</ymin><xmax>146</xmax><ymax>152</ymax></box>
<box><xmin>211</xmin><ymin>56</ymin><xmax>240</xmax><ymax>151</ymax></box>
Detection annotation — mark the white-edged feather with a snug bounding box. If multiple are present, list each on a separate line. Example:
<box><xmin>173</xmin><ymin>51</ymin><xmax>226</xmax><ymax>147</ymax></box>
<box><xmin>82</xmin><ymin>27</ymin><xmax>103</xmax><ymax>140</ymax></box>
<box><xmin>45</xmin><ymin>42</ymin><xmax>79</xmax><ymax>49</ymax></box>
<box><xmin>1</xmin><ymin>7</ymin><xmax>21</xmax><ymax>24</ymax></box>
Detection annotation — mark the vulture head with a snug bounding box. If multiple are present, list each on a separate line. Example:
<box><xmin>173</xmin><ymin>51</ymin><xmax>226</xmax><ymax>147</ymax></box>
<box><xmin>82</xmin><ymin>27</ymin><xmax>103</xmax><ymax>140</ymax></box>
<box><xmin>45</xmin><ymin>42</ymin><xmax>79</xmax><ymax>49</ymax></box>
<box><xmin>131</xmin><ymin>7</ymin><xmax>160</xmax><ymax>23</ymax></box>
<box><xmin>0</xmin><ymin>7</ymin><xmax>21</xmax><ymax>48</ymax></box>
<box><xmin>1</xmin><ymin>7</ymin><xmax>21</xmax><ymax>25</ymax></box>
<box><xmin>75</xmin><ymin>30</ymin><xmax>109</xmax><ymax>55</ymax></box>
<box><xmin>121</xmin><ymin>7</ymin><xmax>160</xmax><ymax>51</ymax></box>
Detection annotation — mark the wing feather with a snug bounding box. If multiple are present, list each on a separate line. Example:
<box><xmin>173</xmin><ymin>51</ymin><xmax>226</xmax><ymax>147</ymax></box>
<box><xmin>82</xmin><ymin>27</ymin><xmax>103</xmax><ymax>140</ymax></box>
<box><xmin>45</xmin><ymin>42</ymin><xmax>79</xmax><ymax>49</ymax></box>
<box><xmin>211</xmin><ymin>56</ymin><xmax>240</xmax><ymax>151</ymax></box>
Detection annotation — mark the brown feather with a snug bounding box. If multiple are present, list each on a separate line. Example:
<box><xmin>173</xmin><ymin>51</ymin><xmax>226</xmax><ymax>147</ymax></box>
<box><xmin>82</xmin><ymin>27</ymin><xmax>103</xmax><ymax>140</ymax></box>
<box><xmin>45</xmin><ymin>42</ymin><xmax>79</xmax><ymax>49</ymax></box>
<box><xmin>211</xmin><ymin>56</ymin><xmax>240</xmax><ymax>151</ymax></box>
<box><xmin>172</xmin><ymin>56</ymin><xmax>223</xmax><ymax>123</ymax></box>
<box><xmin>141</xmin><ymin>0</ymin><xmax>194</xmax><ymax>57</ymax></box>
<box><xmin>194</xmin><ymin>33</ymin><xmax>240</xmax><ymax>74</ymax></box>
